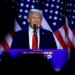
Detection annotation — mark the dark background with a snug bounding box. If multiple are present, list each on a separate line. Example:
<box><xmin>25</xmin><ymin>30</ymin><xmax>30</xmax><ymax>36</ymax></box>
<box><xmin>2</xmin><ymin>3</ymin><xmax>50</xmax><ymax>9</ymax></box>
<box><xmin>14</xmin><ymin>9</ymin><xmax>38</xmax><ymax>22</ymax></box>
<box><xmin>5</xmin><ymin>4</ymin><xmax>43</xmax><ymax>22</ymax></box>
<box><xmin>0</xmin><ymin>0</ymin><xmax>16</xmax><ymax>43</ymax></box>
<box><xmin>0</xmin><ymin>50</ymin><xmax>75</xmax><ymax>75</ymax></box>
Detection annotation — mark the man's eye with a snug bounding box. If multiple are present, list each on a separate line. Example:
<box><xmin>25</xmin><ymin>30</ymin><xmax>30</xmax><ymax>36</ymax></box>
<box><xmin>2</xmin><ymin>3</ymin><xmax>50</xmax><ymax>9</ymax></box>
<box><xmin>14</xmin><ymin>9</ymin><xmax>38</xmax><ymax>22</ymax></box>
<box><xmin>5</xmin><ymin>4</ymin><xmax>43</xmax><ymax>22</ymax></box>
<box><xmin>37</xmin><ymin>17</ymin><xmax>41</xmax><ymax>20</ymax></box>
<box><xmin>31</xmin><ymin>17</ymin><xmax>35</xmax><ymax>19</ymax></box>
<box><xmin>31</xmin><ymin>17</ymin><xmax>41</xmax><ymax>20</ymax></box>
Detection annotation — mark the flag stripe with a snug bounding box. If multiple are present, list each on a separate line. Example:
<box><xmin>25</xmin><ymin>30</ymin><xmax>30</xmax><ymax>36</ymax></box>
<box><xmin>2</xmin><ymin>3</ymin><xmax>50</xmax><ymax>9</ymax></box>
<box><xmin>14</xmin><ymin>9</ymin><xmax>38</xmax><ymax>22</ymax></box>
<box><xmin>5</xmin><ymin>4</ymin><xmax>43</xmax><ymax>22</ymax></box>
<box><xmin>53</xmin><ymin>33</ymin><xmax>63</xmax><ymax>49</ymax></box>
<box><xmin>73</xmin><ymin>29</ymin><xmax>75</xmax><ymax>36</ymax></box>
<box><xmin>9</xmin><ymin>28</ymin><xmax>15</xmax><ymax>38</ymax></box>
<box><xmin>41</xmin><ymin>17</ymin><xmax>52</xmax><ymax>32</ymax></box>
<box><xmin>54</xmin><ymin>30</ymin><xmax>67</xmax><ymax>48</ymax></box>
<box><xmin>5</xmin><ymin>34</ymin><xmax>13</xmax><ymax>47</ymax></box>
<box><xmin>68</xmin><ymin>38</ymin><xmax>74</xmax><ymax>49</ymax></box>
<box><xmin>0</xmin><ymin>44</ymin><xmax>4</xmax><ymax>51</ymax></box>
<box><xmin>68</xmin><ymin>27</ymin><xmax>75</xmax><ymax>48</ymax></box>
<box><xmin>14</xmin><ymin>20</ymin><xmax>22</xmax><ymax>32</ymax></box>
<box><xmin>1</xmin><ymin>39</ymin><xmax>10</xmax><ymax>51</ymax></box>
<box><xmin>59</xmin><ymin>24</ymin><xmax>68</xmax><ymax>45</ymax></box>
<box><xmin>63</xmin><ymin>24</ymin><xmax>68</xmax><ymax>37</ymax></box>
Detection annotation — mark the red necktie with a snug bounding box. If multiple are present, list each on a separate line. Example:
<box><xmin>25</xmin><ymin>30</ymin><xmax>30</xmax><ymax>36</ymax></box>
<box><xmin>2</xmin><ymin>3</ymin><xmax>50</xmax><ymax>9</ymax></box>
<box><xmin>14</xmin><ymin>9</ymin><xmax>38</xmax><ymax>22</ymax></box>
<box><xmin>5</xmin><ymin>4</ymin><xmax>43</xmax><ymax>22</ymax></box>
<box><xmin>32</xmin><ymin>31</ymin><xmax>38</xmax><ymax>49</ymax></box>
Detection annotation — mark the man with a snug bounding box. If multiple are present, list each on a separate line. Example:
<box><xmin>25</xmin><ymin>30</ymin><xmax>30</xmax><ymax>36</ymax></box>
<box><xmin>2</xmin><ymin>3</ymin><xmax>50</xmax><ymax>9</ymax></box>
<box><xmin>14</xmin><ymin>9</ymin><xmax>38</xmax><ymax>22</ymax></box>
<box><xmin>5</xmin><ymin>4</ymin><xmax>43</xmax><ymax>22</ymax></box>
<box><xmin>11</xmin><ymin>9</ymin><xmax>57</xmax><ymax>49</ymax></box>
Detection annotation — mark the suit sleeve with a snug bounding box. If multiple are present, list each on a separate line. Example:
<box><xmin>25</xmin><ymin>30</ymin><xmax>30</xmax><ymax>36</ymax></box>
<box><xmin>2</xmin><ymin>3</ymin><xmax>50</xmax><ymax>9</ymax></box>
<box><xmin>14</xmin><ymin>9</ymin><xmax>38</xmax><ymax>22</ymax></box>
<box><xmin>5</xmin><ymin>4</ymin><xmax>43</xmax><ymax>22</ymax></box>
<box><xmin>11</xmin><ymin>32</ymin><xmax>20</xmax><ymax>48</ymax></box>
<box><xmin>11</xmin><ymin>33</ymin><xmax>17</xmax><ymax>48</ymax></box>
<box><xmin>48</xmin><ymin>32</ymin><xmax>57</xmax><ymax>49</ymax></box>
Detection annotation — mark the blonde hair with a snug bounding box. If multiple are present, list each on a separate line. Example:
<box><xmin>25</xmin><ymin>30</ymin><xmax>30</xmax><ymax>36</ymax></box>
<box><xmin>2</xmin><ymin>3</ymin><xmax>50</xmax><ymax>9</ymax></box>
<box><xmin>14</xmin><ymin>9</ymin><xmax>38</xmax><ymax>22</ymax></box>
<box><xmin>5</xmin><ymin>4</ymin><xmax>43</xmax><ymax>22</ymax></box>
<box><xmin>28</xmin><ymin>9</ymin><xmax>43</xmax><ymax>18</ymax></box>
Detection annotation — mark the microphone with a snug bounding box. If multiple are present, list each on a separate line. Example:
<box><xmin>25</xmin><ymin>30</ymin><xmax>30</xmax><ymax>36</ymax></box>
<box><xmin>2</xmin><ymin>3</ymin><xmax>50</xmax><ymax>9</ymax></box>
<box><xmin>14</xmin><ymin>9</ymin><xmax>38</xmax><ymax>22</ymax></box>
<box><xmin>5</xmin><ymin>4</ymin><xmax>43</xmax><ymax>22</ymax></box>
<box><xmin>33</xmin><ymin>24</ymin><xmax>38</xmax><ymax>30</ymax></box>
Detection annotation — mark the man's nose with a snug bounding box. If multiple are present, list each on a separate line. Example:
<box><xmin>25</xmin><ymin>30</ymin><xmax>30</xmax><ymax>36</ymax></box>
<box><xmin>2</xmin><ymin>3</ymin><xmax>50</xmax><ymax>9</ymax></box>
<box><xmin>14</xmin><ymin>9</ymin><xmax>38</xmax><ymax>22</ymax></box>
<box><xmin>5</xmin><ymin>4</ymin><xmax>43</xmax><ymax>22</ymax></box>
<box><xmin>35</xmin><ymin>18</ymin><xmax>39</xmax><ymax>22</ymax></box>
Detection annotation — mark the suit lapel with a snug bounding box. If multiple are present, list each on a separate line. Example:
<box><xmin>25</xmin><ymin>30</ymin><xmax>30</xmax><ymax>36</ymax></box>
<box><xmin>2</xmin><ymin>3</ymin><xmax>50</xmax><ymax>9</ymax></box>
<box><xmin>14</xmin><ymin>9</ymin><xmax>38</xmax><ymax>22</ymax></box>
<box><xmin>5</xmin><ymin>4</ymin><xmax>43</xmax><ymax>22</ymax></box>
<box><xmin>39</xmin><ymin>29</ymin><xmax>45</xmax><ymax>48</ymax></box>
<box><xmin>27</xmin><ymin>28</ymin><xmax>29</xmax><ymax>48</ymax></box>
<box><xmin>23</xmin><ymin>28</ymin><xmax>29</xmax><ymax>48</ymax></box>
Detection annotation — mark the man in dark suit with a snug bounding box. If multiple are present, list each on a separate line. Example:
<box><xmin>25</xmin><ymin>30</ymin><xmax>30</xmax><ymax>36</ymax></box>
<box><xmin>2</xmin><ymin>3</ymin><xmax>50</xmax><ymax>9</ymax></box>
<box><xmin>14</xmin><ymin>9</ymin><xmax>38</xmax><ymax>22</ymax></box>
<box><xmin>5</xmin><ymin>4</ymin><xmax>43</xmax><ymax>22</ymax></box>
<box><xmin>0</xmin><ymin>9</ymin><xmax>57</xmax><ymax>74</ymax></box>
<box><xmin>11</xmin><ymin>9</ymin><xmax>57</xmax><ymax>49</ymax></box>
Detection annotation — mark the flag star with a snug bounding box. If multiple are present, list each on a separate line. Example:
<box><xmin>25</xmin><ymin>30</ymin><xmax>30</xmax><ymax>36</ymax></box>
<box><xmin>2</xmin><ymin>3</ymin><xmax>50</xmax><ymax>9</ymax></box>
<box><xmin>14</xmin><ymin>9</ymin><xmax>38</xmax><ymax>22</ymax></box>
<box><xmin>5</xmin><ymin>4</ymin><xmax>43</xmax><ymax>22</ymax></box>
<box><xmin>71</xmin><ymin>21</ymin><xmax>74</xmax><ymax>24</ymax></box>
<box><xmin>49</xmin><ymin>16</ymin><xmax>52</xmax><ymax>19</ymax></box>
<box><xmin>59</xmin><ymin>18</ymin><xmax>62</xmax><ymax>21</ymax></box>
<box><xmin>61</xmin><ymin>2</ymin><xmax>63</xmax><ymax>4</ymax></box>
<box><xmin>67</xmin><ymin>3</ymin><xmax>69</xmax><ymax>6</ymax></box>
<box><xmin>36</xmin><ymin>0</ymin><xmax>39</xmax><ymax>3</ymax></box>
<box><xmin>24</xmin><ymin>10</ymin><xmax>28</xmax><ymax>13</ymax></box>
<box><xmin>46</xmin><ymin>3</ymin><xmax>49</xmax><ymax>7</ymax></box>
<box><xmin>45</xmin><ymin>9</ymin><xmax>48</xmax><ymax>12</ymax></box>
<box><xmin>50</xmin><ymin>10</ymin><xmax>53</xmax><ymax>13</ymax></box>
<box><xmin>18</xmin><ymin>15</ymin><xmax>22</xmax><ymax>18</ymax></box>
<box><xmin>23</xmin><ymin>21</ymin><xmax>26</xmax><ymax>25</ymax></box>
<box><xmin>73</xmin><ymin>10</ymin><xmax>75</xmax><ymax>13</ymax></box>
<box><xmin>54</xmin><ymin>16</ymin><xmax>57</xmax><ymax>20</ymax></box>
<box><xmin>27</xmin><ymin>0</ymin><xmax>30</xmax><ymax>2</ymax></box>
<box><xmin>26</xmin><ymin>4</ymin><xmax>29</xmax><ymax>8</ymax></box>
<box><xmin>72</xmin><ymin>16</ymin><xmax>75</xmax><ymax>19</ymax></box>
<box><xmin>31</xmin><ymin>5</ymin><xmax>34</xmax><ymax>8</ymax></box>
<box><xmin>70</xmin><ymin>3</ymin><xmax>72</xmax><ymax>6</ymax></box>
<box><xmin>56</xmin><ymin>5</ymin><xmax>59</xmax><ymax>9</ymax></box>
<box><xmin>60</xmin><ymin>13</ymin><xmax>62</xmax><ymax>15</ymax></box>
<box><xmin>57</xmin><ymin>0</ymin><xmax>60</xmax><ymax>3</ymax></box>
<box><xmin>19</xmin><ymin>9</ymin><xmax>23</xmax><ymax>12</ymax></box>
<box><xmin>24</xmin><ymin>16</ymin><xmax>27</xmax><ymax>19</ymax></box>
<box><xmin>52</xmin><ymin>0</ymin><xmax>55</xmax><ymax>2</ymax></box>
<box><xmin>32</xmin><ymin>0</ymin><xmax>35</xmax><ymax>3</ymax></box>
<box><xmin>60</xmin><ymin>7</ymin><xmax>63</xmax><ymax>10</ymax></box>
<box><xmin>51</xmin><ymin>4</ymin><xmax>54</xmax><ymax>8</ymax></box>
<box><xmin>20</xmin><ymin>3</ymin><xmax>24</xmax><ymax>7</ymax></box>
<box><xmin>55</xmin><ymin>11</ymin><xmax>58</xmax><ymax>14</ymax></box>
<box><xmin>53</xmin><ymin>22</ymin><xmax>56</xmax><ymax>25</ymax></box>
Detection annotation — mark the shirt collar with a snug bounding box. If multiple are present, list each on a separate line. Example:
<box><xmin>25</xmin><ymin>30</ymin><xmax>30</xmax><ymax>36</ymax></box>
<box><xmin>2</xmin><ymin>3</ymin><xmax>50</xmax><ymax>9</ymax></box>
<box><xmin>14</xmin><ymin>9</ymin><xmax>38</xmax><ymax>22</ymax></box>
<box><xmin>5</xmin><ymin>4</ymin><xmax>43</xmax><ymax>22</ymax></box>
<box><xmin>29</xmin><ymin>26</ymin><xmax>33</xmax><ymax>33</ymax></box>
<box><xmin>29</xmin><ymin>26</ymin><xmax>39</xmax><ymax>33</ymax></box>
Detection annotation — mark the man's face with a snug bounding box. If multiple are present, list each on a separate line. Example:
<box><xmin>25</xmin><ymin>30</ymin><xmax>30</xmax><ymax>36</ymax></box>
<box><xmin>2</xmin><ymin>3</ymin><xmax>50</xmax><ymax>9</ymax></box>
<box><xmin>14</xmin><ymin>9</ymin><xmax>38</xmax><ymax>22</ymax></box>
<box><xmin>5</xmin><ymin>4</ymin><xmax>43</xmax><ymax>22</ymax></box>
<box><xmin>28</xmin><ymin>12</ymin><xmax>42</xmax><ymax>29</ymax></box>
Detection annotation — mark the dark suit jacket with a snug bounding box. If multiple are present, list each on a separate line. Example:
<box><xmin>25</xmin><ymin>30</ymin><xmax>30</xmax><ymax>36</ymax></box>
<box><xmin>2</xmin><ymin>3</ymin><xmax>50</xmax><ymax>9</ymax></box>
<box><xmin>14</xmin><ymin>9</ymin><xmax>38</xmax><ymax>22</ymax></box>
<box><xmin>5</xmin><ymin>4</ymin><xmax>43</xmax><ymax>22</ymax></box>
<box><xmin>11</xmin><ymin>28</ymin><xmax>57</xmax><ymax>49</ymax></box>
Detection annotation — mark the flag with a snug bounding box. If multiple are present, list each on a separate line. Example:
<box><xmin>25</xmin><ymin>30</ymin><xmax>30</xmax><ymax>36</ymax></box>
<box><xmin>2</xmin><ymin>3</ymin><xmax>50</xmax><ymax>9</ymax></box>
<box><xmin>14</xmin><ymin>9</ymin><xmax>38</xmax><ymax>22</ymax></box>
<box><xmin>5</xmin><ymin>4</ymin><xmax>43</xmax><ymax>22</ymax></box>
<box><xmin>37</xmin><ymin>0</ymin><xmax>68</xmax><ymax>49</ymax></box>
<box><xmin>65</xmin><ymin>0</ymin><xmax>75</xmax><ymax>49</ymax></box>
<box><xmin>37</xmin><ymin>0</ymin><xmax>75</xmax><ymax>49</ymax></box>
<box><xmin>0</xmin><ymin>0</ymin><xmax>75</xmax><ymax>51</ymax></box>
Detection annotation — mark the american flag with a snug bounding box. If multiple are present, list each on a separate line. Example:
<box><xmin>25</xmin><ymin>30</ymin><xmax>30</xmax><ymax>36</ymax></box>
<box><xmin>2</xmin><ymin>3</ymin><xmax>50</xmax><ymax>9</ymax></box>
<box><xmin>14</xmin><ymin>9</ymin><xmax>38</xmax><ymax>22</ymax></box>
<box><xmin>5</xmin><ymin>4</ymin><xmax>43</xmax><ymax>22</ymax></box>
<box><xmin>40</xmin><ymin>0</ymin><xmax>68</xmax><ymax>49</ymax></box>
<box><xmin>65</xmin><ymin>0</ymin><xmax>75</xmax><ymax>49</ymax></box>
<box><xmin>0</xmin><ymin>0</ymin><xmax>75</xmax><ymax>51</ymax></box>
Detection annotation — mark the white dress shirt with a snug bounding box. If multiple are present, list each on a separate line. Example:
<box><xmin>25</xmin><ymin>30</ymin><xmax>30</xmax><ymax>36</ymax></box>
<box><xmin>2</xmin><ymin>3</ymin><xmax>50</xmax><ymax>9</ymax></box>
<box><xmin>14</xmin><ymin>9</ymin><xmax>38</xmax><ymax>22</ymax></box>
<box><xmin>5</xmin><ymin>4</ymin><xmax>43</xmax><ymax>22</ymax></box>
<box><xmin>29</xmin><ymin>26</ymin><xmax>40</xmax><ymax>49</ymax></box>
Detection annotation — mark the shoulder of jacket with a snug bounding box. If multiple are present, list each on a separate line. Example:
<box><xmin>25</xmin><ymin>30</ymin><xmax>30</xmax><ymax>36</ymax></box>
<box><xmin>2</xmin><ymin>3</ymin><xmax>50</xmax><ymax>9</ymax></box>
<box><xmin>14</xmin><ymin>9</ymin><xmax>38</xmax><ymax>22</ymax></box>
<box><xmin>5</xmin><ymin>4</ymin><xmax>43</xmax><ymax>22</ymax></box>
<box><xmin>40</xmin><ymin>28</ymin><xmax>52</xmax><ymax>34</ymax></box>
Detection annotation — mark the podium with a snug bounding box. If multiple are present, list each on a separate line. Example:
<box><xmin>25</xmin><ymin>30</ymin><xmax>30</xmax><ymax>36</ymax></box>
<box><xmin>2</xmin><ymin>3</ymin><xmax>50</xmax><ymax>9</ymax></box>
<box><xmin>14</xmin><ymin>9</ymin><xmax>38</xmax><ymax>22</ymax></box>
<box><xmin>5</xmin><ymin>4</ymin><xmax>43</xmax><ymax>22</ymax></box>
<box><xmin>0</xmin><ymin>49</ymin><xmax>69</xmax><ymax>71</ymax></box>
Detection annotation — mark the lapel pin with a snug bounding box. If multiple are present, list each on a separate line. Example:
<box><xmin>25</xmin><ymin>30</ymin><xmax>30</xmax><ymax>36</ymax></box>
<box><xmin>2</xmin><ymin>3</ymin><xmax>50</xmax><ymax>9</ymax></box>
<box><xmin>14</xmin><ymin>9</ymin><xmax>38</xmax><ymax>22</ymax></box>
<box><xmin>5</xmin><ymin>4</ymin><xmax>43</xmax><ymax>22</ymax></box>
<box><xmin>42</xmin><ymin>32</ymin><xmax>44</xmax><ymax>35</ymax></box>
